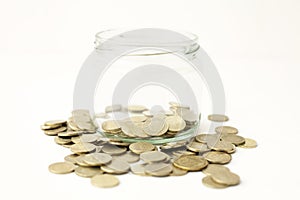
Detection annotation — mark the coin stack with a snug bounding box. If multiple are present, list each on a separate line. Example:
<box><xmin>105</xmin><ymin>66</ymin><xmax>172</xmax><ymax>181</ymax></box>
<box><xmin>41</xmin><ymin>103</ymin><xmax>257</xmax><ymax>189</ymax></box>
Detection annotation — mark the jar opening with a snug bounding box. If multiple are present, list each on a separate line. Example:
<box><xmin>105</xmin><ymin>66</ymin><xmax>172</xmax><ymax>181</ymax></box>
<box><xmin>94</xmin><ymin>29</ymin><xmax>199</xmax><ymax>56</ymax></box>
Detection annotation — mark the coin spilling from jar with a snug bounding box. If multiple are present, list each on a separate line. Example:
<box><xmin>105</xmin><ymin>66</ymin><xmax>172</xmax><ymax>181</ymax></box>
<box><xmin>41</xmin><ymin>102</ymin><xmax>257</xmax><ymax>189</ymax></box>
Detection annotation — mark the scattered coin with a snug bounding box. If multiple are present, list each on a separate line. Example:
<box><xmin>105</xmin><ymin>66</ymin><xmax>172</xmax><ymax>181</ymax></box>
<box><xmin>173</xmin><ymin>155</ymin><xmax>208</xmax><ymax>171</ymax></box>
<box><xmin>91</xmin><ymin>174</ymin><xmax>120</xmax><ymax>188</ymax></box>
<box><xmin>129</xmin><ymin>142</ymin><xmax>155</xmax><ymax>154</ymax></box>
<box><xmin>101</xmin><ymin>120</ymin><xmax>121</xmax><ymax>132</ymax></box>
<box><xmin>215</xmin><ymin>126</ymin><xmax>238</xmax><ymax>134</ymax></box>
<box><xmin>130</xmin><ymin>164</ymin><xmax>147</xmax><ymax>176</ymax></box>
<box><xmin>75</xmin><ymin>166</ymin><xmax>103</xmax><ymax>178</ymax></box>
<box><xmin>202</xmin><ymin>151</ymin><xmax>232</xmax><ymax>164</ymax></box>
<box><xmin>208</xmin><ymin>114</ymin><xmax>229</xmax><ymax>122</ymax></box>
<box><xmin>202</xmin><ymin>176</ymin><xmax>228</xmax><ymax>189</ymax></box>
<box><xmin>64</xmin><ymin>154</ymin><xmax>79</xmax><ymax>164</ymax></box>
<box><xmin>186</xmin><ymin>142</ymin><xmax>210</xmax><ymax>153</ymax></box>
<box><xmin>195</xmin><ymin>133</ymin><xmax>220</xmax><ymax>144</ymax></box>
<box><xmin>45</xmin><ymin>120</ymin><xmax>67</xmax><ymax>127</ymax></box>
<box><xmin>102</xmin><ymin>144</ymin><xmax>127</xmax><ymax>155</ymax></box>
<box><xmin>48</xmin><ymin>162</ymin><xmax>76</xmax><ymax>174</ymax></box>
<box><xmin>221</xmin><ymin>134</ymin><xmax>245</xmax><ymax>145</ymax></box>
<box><xmin>44</xmin><ymin>126</ymin><xmax>67</xmax><ymax>136</ymax></box>
<box><xmin>145</xmin><ymin>163</ymin><xmax>173</xmax><ymax>177</ymax></box>
<box><xmin>140</xmin><ymin>151</ymin><xmax>168</xmax><ymax>163</ymax></box>
<box><xmin>171</xmin><ymin>166</ymin><xmax>188</xmax><ymax>176</ymax></box>
<box><xmin>207</xmin><ymin>140</ymin><xmax>235</xmax><ymax>153</ymax></box>
<box><xmin>202</xmin><ymin>164</ymin><xmax>230</xmax><ymax>175</ymax></box>
<box><xmin>82</xmin><ymin>153</ymin><xmax>112</xmax><ymax>166</ymax></box>
<box><xmin>113</xmin><ymin>152</ymin><xmax>140</xmax><ymax>163</ymax></box>
<box><xmin>70</xmin><ymin>143</ymin><xmax>96</xmax><ymax>154</ymax></box>
<box><xmin>238</xmin><ymin>138</ymin><xmax>257</xmax><ymax>148</ymax></box>
<box><xmin>101</xmin><ymin>159</ymin><xmax>130</xmax><ymax>174</ymax></box>
<box><xmin>211</xmin><ymin>171</ymin><xmax>240</xmax><ymax>186</ymax></box>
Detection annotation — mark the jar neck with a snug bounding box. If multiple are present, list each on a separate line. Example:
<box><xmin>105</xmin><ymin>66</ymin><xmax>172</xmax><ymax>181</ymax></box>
<box><xmin>94</xmin><ymin>29</ymin><xmax>200</xmax><ymax>56</ymax></box>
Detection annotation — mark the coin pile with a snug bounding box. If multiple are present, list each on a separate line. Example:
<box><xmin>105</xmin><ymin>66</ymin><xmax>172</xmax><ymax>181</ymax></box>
<box><xmin>100</xmin><ymin>103</ymin><xmax>199</xmax><ymax>139</ymax></box>
<box><xmin>41</xmin><ymin>103</ymin><xmax>257</xmax><ymax>189</ymax></box>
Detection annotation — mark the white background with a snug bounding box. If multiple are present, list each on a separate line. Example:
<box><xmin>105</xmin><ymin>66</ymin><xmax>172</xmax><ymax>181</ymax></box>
<box><xmin>1</xmin><ymin>0</ymin><xmax>300</xmax><ymax>199</ymax></box>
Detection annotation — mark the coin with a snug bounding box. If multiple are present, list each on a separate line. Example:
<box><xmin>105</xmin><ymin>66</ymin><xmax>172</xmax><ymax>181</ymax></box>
<box><xmin>186</xmin><ymin>142</ymin><xmax>210</xmax><ymax>153</ymax></box>
<box><xmin>181</xmin><ymin>110</ymin><xmax>198</xmax><ymax>124</ymax></box>
<box><xmin>101</xmin><ymin>159</ymin><xmax>130</xmax><ymax>174</ymax></box>
<box><xmin>165</xmin><ymin>115</ymin><xmax>186</xmax><ymax>132</ymax></box>
<box><xmin>202</xmin><ymin>176</ymin><xmax>228</xmax><ymax>189</ymax></box>
<box><xmin>144</xmin><ymin>163</ymin><xmax>173</xmax><ymax>177</ymax></box>
<box><xmin>173</xmin><ymin>155</ymin><xmax>208</xmax><ymax>171</ymax></box>
<box><xmin>208</xmin><ymin>114</ymin><xmax>229</xmax><ymax>122</ymax></box>
<box><xmin>64</xmin><ymin>154</ymin><xmax>79</xmax><ymax>164</ymax></box>
<box><xmin>102</xmin><ymin>144</ymin><xmax>127</xmax><ymax>155</ymax></box>
<box><xmin>75</xmin><ymin>166</ymin><xmax>103</xmax><ymax>178</ymax></box>
<box><xmin>113</xmin><ymin>152</ymin><xmax>140</xmax><ymax>163</ymax></box>
<box><xmin>45</xmin><ymin>120</ymin><xmax>67</xmax><ymax>127</ymax></box>
<box><xmin>126</xmin><ymin>105</ymin><xmax>148</xmax><ymax>113</ymax></box>
<box><xmin>70</xmin><ymin>143</ymin><xmax>96</xmax><ymax>154</ymax></box>
<box><xmin>131</xmin><ymin>164</ymin><xmax>147</xmax><ymax>176</ymax></box>
<box><xmin>207</xmin><ymin>140</ymin><xmax>235</xmax><ymax>153</ymax></box>
<box><xmin>140</xmin><ymin>151</ymin><xmax>168</xmax><ymax>163</ymax></box>
<box><xmin>171</xmin><ymin>166</ymin><xmax>188</xmax><ymax>176</ymax></box>
<box><xmin>105</xmin><ymin>104</ymin><xmax>122</xmax><ymax>113</ymax></box>
<box><xmin>127</xmin><ymin>116</ymin><xmax>148</xmax><ymax>122</ymax></box>
<box><xmin>143</xmin><ymin>117</ymin><xmax>168</xmax><ymax>136</ymax></box>
<box><xmin>202</xmin><ymin>164</ymin><xmax>230</xmax><ymax>175</ymax></box>
<box><xmin>195</xmin><ymin>133</ymin><xmax>220</xmax><ymax>144</ymax></box>
<box><xmin>221</xmin><ymin>134</ymin><xmax>245</xmax><ymax>145</ymax></box>
<box><xmin>54</xmin><ymin>136</ymin><xmax>72</xmax><ymax>145</ymax></box>
<box><xmin>202</xmin><ymin>151</ymin><xmax>232</xmax><ymax>164</ymax></box>
<box><xmin>101</xmin><ymin>120</ymin><xmax>121</xmax><ymax>132</ymax></box>
<box><xmin>79</xmin><ymin>134</ymin><xmax>99</xmax><ymax>143</ymax></box>
<box><xmin>91</xmin><ymin>174</ymin><xmax>120</xmax><ymax>188</ymax></box>
<box><xmin>215</xmin><ymin>126</ymin><xmax>238</xmax><ymax>134</ymax></box>
<box><xmin>44</xmin><ymin>126</ymin><xmax>67</xmax><ymax>136</ymax></box>
<box><xmin>95</xmin><ymin>112</ymin><xmax>109</xmax><ymax>119</ymax></box>
<box><xmin>48</xmin><ymin>162</ymin><xmax>76</xmax><ymax>174</ymax></box>
<box><xmin>129</xmin><ymin>142</ymin><xmax>155</xmax><ymax>154</ymax></box>
<box><xmin>82</xmin><ymin>153</ymin><xmax>112</xmax><ymax>166</ymax></box>
<box><xmin>160</xmin><ymin>141</ymin><xmax>187</xmax><ymax>150</ymax></box>
<box><xmin>41</xmin><ymin>124</ymin><xmax>61</xmax><ymax>130</ymax></box>
<box><xmin>211</xmin><ymin>171</ymin><xmax>240</xmax><ymax>186</ymax></box>
<box><xmin>238</xmin><ymin>138</ymin><xmax>257</xmax><ymax>148</ymax></box>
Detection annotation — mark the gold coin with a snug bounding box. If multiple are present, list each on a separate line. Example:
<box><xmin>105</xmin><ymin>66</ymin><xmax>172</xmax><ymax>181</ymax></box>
<box><xmin>41</xmin><ymin>124</ymin><xmax>61</xmax><ymax>130</ymax></box>
<box><xmin>58</xmin><ymin>130</ymin><xmax>83</xmax><ymax>137</ymax></box>
<box><xmin>64</xmin><ymin>154</ymin><xmax>79</xmax><ymax>164</ymax></box>
<box><xmin>130</xmin><ymin>164</ymin><xmax>147</xmax><ymax>176</ymax></box>
<box><xmin>172</xmin><ymin>150</ymin><xmax>195</xmax><ymax>158</ymax></box>
<box><xmin>195</xmin><ymin>133</ymin><xmax>220</xmax><ymax>144</ymax></box>
<box><xmin>160</xmin><ymin>141</ymin><xmax>187</xmax><ymax>150</ymax></box>
<box><xmin>71</xmin><ymin>136</ymin><xmax>81</xmax><ymax>143</ymax></box>
<box><xmin>173</xmin><ymin>155</ymin><xmax>208</xmax><ymax>171</ymax></box>
<box><xmin>202</xmin><ymin>176</ymin><xmax>228</xmax><ymax>189</ymax></box>
<box><xmin>75</xmin><ymin>155</ymin><xmax>91</xmax><ymax>167</ymax></box>
<box><xmin>181</xmin><ymin>110</ymin><xmax>198</xmax><ymax>124</ymax></box>
<box><xmin>70</xmin><ymin>143</ymin><xmax>96</xmax><ymax>154</ymax></box>
<box><xmin>140</xmin><ymin>151</ymin><xmax>168</xmax><ymax>163</ymax></box>
<box><xmin>202</xmin><ymin>151</ymin><xmax>232</xmax><ymax>164</ymax></box>
<box><xmin>48</xmin><ymin>162</ymin><xmax>76</xmax><ymax>174</ymax></box>
<box><xmin>75</xmin><ymin>166</ymin><xmax>103</xmax><ymax>178</ymax></box>
<box><xmin>207</xmin><ymin>114</ymin><xmax>229</xmax><ymax>122</ymax></box>
<box><xmin>120</xmin><ymin>121</ymin><xmax>148</xmax><ymax>138</ymax></box>
<box><xmin>208</xmin><ymin>140</ymin><xmax>235</xmax><ymax>153</ymax></box>
<box><xmin>221</xmin><ymin>134</ymin><xmax>245</xmax><ymax>145</ymax></box>
<box><xmin>91</xmin><ymin>174</ymin><xmax>120</xmax><ymax>188</ymax></box>
<box><xmin>105</xmin><ymin>104</ymin><xmax>122</xmax><ymax>113</ymax></box>
<box><xmin>171</xmin><ymin>166</ymin><xmax>188</xmax><ymax>176</ymax></box>
<box><xmin>102</xmin><ymin>144</ymin><xmax>127</xmax><ymax>155</ymax></box>
<box><xmin>101</xmin><ymin>159</ymin><xmax>130</xmax><ymax>174</ymax></box>
<box><xmin>238</xmin><ymin>138</ymin><xmax>257</xmax><ymax>148</ymax></box>
<box><xmin>165</xmin><ymin>115</ymin><xmax>186</xmax><ymax>132</ymax></box>
<box><xmin>82</xmin><ymin>153</ymin><xmax>112</xmax><ymax>166</ymax></box>
<box><xmin>44</xmin><ymin>126</ymin><xmax>67</xmax><ymax>136</ymax></box>
<box><xmin>54</xmin><ymin>136</ymin><xmax>72</xmax><ymax>145</ymax></box>
<box><xmin>202</xmin><ymin>164</ymin><xmax>230</xmax><ymax>175</ymax></box>
<box><xmin>186</xmin><ymin>142</ymin><xmax>210</xmax><ymax>153</ymax></box>
<box><xmin>45</xmin><ymin>120</ymin><xmax>67</xmax><ymax>127</ymax></box>
<box><xmin>126</xmin><ymin>105</ymin><xmax>148</xmax><ymax>113</ymax></box>
<box><xmin>211</xmin><ymin>171</ymin><xmax>240</xmax><ymax>186</ymax></box>
<box><xmin>113</xmin><ymin>152</ymin><xmax>140</xmax><ymax>163</ymax></box>
<box><xmin>129</xmin><ymin>142</ymin><xmax>155</xmax><ymax>154</ymax></box>
<box><xmin>101</xmin><ymin>120</ymin><xmax>121</xmax><ymax>132</ymax></box>
<box><xmin>215</xmin><ymin>126</ymin><xmax>238</xmax><ymax>134</ymax></box>
<box><xmin>144</xmin><ymin>163</ymin><xmax>173</xmax><ymax>177</ymax></box>
<box><xmin>68</xmin><ymin>118</ymin><xmax>81</xmax><ymax>131</ymax></box>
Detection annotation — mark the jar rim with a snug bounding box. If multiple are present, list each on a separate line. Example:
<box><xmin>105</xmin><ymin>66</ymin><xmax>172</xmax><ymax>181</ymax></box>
<box><xmin>94</xmin><ymin>28</ymin><xmax>199</xmax><ymax>55</ymax></box>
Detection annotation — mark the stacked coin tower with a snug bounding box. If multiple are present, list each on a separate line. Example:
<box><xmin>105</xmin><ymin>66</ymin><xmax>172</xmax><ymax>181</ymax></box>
<box><xmin>41</xmin><ymin>102</ymin><xmax>257</xmax><ymax>189</ymax></box>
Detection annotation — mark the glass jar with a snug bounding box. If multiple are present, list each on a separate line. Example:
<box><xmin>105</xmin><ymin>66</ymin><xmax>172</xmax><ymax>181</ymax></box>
<box><xmin>73</xmin><ymin>28</ymin><xmax>225</xmax><ymax>144</ymax></box>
